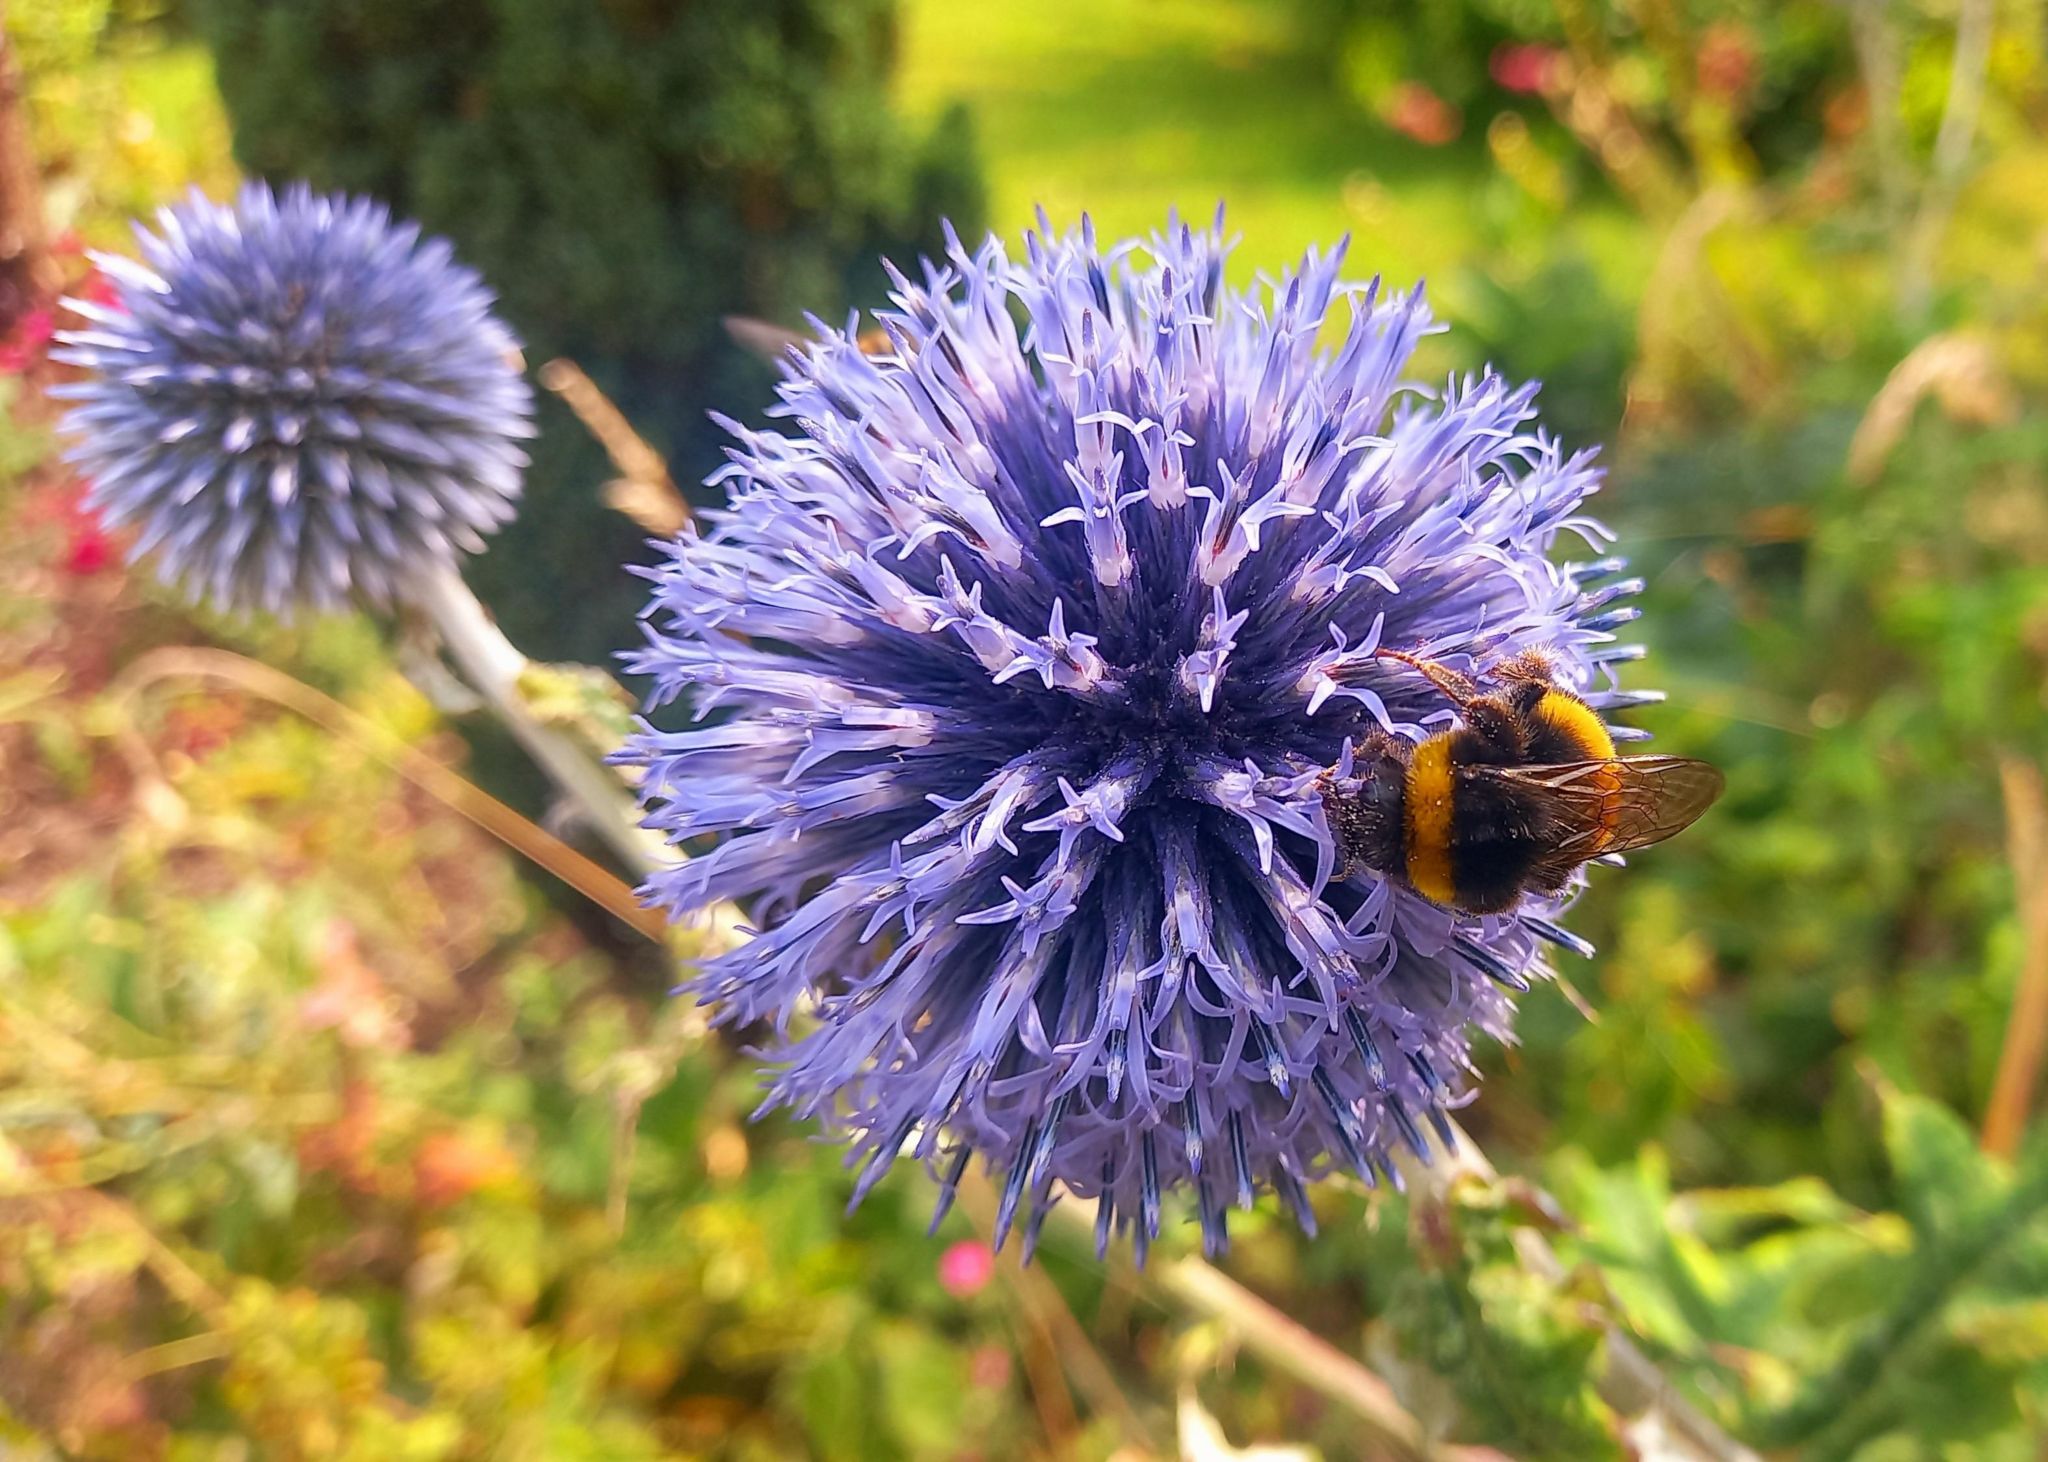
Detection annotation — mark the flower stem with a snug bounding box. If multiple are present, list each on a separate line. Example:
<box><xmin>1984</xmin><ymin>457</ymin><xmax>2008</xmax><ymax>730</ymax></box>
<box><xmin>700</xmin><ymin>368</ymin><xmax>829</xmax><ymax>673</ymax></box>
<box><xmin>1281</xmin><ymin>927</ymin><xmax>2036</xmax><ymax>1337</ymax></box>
<box><xmin>1983</xmin><ymin>754</ymin><xmax>2048</xmax><ymax>1157</ymax></box>
<box><xmin>1039</xmin><ymin>1195</ymin><xmax>1502</xmax><ymax>1460</ymax></box>
<box><xmin>1149</xmin><ymin>1251</ymin><xmax>1506</xmax><ymax>1461</ymax></box>
<box><xmin>410</xmin><ymin>564</ymin><xmax>661</xmax><ymax>878</ymax></box>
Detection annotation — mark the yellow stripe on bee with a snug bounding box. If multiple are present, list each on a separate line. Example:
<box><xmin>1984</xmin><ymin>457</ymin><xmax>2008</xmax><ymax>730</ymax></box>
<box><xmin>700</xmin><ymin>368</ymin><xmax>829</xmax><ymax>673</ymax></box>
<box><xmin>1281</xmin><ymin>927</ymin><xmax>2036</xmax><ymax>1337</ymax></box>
<box><xmin>1532</xmin><ymin>690</ymin><xmax>1616</xmax><ymax>761</ymax></box>
<box><xmin>1403</xmin><ymin>734</ymin><xmax>1457</xmax><ymax>906</ymax></box>
<box><xmin>1535</xmin><ymin>690</ymin><xmax>1623</xmax><ymax>845</ymax></box>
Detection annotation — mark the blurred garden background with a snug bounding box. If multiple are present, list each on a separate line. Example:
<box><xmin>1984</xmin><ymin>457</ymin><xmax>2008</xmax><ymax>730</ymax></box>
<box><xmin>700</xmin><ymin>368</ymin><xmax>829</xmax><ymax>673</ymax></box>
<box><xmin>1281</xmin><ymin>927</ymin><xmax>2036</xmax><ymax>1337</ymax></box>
<box><xmin>5</xmin><ymin>0</ymin><xmax>2048</xmax><ymax>1456</ymax></box>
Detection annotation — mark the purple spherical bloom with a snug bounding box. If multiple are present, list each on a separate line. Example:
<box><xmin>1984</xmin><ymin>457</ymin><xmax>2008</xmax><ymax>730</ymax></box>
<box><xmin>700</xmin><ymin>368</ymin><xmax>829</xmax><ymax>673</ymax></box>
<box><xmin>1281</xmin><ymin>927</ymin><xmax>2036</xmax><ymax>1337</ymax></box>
<box><xmin>624</xmin><ymin>212</ymin><xmax>1644</xmax><ymax>1258</ymax></box>
<box><xmin>54</xmin><ymin>183</ymin><xmax>534</xmax><ymax>615</ymax></box>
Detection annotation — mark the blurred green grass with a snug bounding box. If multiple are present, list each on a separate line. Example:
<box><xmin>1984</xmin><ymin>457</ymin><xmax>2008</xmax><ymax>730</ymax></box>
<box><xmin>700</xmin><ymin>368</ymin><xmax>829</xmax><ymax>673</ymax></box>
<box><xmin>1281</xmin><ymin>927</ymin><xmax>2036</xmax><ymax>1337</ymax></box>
<box><xmin>894</xmin><ymin>0</ymin><xmax>1652</xmax><ymax>311</ymax></box>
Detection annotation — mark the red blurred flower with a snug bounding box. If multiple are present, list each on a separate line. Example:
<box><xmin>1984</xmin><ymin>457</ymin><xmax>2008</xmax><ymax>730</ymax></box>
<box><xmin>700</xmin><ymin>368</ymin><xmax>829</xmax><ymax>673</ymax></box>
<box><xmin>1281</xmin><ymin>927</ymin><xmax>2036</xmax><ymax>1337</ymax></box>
<box><xmin>414</xmin><ymin>1129</ymin><xmax>520</xmax><ymax>1208</ymax></box>
<box><xmin>1697</xmin><ymin>22</ymin><xmax>1758</xmax><ymax>101</ymax></box>
<box><xmin>31</xmin><ymin>479</ymin><xmax>119</xmax><ymax>579</ymax></box>
<box><xmin>938</xmin><ymin>1239</ymin><xmax>996</xmax><ymax>1298</ymax></box>
<box><xmin>64</xmin><ymin>516</ymin><xmax>113</xmax><ymax>576</ymax></box>
<box><xmin>1383</xmin><ymin>82</ymin><xmax>1462</xmax><ymax>146</ymax></box>
<box><xmin>1490</xmin><ymin>42</ymin><xmax>1561</xmax><ymax>96</ymax></box>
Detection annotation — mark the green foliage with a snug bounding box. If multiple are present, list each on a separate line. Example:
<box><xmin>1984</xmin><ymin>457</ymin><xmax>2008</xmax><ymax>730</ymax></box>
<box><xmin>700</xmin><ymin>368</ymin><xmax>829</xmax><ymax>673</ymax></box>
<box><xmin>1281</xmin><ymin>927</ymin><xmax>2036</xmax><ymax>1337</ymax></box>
<box><xmin>0</xmin><ymin>685</ymin><xmax>1044</xmax><ymax>1457</ymax></box>
<box><xmin>186</xmin><ymin>0</ymin><xmax>984</xmax><ymax>665</ymax></box>
<box><xmin>1373</xmin><ymin>1184</ymin><xmax>1624</xmax><ymax>1458</ymax></box>
<box><xmin>1534</xmin><ymin>1088</ymin><xmax>2048</xmax><ymax>1459</ymax></box>
<box><xmin>13</xmin><ymin>2</ymin><xmax>237</xmax><ymax>235</ymax></box>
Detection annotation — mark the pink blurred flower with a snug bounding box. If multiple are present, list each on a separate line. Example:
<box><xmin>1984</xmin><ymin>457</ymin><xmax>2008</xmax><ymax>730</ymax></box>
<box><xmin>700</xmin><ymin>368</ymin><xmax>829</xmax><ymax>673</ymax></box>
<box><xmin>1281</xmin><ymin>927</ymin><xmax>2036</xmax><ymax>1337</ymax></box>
<box><xmin>78</xmin><ymin>269</ymin><xmax>122</xmax><ymax>310</ymax></box>
<box><xmin>938</xmin><ymin>1240</ymin><xmax>996</xmax><ymax>1298</ymax></box>
<box><xmin>299</xmin><ymin>920</ymin><xmax>410</xmax><ymax>1050</ymax></box>
<box><xmin>1490</xmin><ymin>42</ymin><xmax>1561</xmax><ymax>96</ymax></box>
<box><xmin>1383</xmin><ymin>82</ymin><xmax>1462</xmax><ymax>146</ymax></box>
<box><xmin>0</xmin><ymin>306</ymin><xmax>53</xmax><ymax>374</ymax></box>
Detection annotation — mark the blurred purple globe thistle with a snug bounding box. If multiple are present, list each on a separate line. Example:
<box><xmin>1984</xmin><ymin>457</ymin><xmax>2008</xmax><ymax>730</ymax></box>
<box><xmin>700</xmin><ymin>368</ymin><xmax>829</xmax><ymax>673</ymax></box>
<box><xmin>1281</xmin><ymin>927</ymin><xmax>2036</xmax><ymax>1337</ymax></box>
<box><xmin>53</xmin><ymin>183</ymin><xmax>534</xmax><ymax>615</ymax></box>
<box><xmin>625</xmin><ymin>212</ymin><xmax>1644</xmax><ymax>1258</ymax></box>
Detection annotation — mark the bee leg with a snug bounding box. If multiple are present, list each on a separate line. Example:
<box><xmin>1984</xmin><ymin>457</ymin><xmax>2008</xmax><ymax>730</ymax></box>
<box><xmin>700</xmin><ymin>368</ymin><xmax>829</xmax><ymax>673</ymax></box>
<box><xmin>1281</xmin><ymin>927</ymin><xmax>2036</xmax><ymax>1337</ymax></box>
<box><xmin>1372</xmin><ymin>648</ymin><xmax>1481</xmax><ymax>709</ymax></box>
<box><xmin>1353</xmin><ymin>729</ymin><xmax>1412</xmax><ymax>765</ymax></box>
<box><xmin>1312</xmin><ymin>770</ymin><xmax>1357</xmax><ymax>882</ymax></box>
<box><xmin>1528</xmin><ymin>857</ymin><xmax>1581</xmax><ymax>897</ymax></box>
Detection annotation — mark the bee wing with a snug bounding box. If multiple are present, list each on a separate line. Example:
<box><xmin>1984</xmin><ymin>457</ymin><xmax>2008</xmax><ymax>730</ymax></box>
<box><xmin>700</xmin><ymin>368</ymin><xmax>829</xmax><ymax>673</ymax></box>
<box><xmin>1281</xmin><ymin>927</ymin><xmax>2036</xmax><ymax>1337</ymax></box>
<box><xmin>1473</xmin><ymin>755</ymin><xmax>1725</xmax><ymax>855</ymax></box>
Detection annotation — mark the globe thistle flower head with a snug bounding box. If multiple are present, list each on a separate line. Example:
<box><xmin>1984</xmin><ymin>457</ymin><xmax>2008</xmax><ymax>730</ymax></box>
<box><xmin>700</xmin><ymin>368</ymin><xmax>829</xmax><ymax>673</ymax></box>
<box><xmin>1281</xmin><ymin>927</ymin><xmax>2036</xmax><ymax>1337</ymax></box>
<box><xmin>53</xmin><ymin>182</ymin><xmax>534</xmax><ymax>615</ymax></box>
<box><xmin>625</xmin><ymin>211</ymin><xmax>1642</xmax><ymax>1259</ymax></box>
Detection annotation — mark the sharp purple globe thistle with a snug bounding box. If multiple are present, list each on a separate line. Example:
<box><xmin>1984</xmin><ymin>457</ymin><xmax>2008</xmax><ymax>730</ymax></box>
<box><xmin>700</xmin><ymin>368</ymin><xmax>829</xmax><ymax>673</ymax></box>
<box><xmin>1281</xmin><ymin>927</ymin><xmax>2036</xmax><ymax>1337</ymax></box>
<box><xmin>625</xmin><ymin>213</ymin><xmax>1644</xmax><ymax>1258</ymax></box>
<box><xmin>53</xmin><ymin>183</ymin><xmax>534</xmax><ymax>615</ymax></box>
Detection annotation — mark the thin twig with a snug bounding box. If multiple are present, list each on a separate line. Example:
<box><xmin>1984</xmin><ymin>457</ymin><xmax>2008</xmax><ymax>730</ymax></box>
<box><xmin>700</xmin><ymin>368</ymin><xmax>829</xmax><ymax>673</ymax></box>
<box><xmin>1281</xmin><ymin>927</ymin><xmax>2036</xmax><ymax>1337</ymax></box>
<box><xmin>1983</xmin><ymin>756</ymin><xmax>2048</xmax><ymax>1157</ymax></box>
<box><xmin>71</xmin><ymin>1188</ymin><xmax>228</xmax><ymax>1321</ymax></box>
<box><xmin>410</xmin><ymin>564</ymin><xmax>663</xmax><ymax>878</ymax></box>
<box><xmin>1900</xmin><ymin>0</ymin><xmax>1995</xmax><ymax>318</ymax></box>
<box><xmin>1845</xmin><ymin>332</ymin><xmax>2017</xmax><ymax>485</ymax></box>
<box><xmin>1037</xmin><ymin>1197</ymin><xmax>1499</xmax><ymax>1460</ymax></box>
<box><xmin>0</xmin><ymin>27</ymin><xmax>59</xmax><ymax>327</ymax></box>
<box><xmin>118</xmin><ymin>1331</ymin><xmax>232</xmax><ymax>1382</ymax></box>
<box><xmin>75</xmin><ymin>1188</ymin><xmax>424</xmax><ymax>1419</ymax></box>
<box><xmin>1848</xmin><ymin>0</ymin><xmax>1910</xmax><ymax>230</ymax></box>
<box><xmin>956</xmin><ymin>1174</ymin><xmax>1155</xmax><ymax>1449</ymax></box>
<box><xmin>1012</xmin><ymin>1301</ymin><xmax>1083</xmax><ymax>1448</ymax></box>
<box><xmin>102</xmin><ymin>646</ymin><xmax>667</xmax><ymax>942</ymax></box>
<box><xmin>538</xmin><ymin>357</ymin><xmax>689</xmax><ymax>537</ymax></box>
<box><xmin>1152</xmin><ymin>1254</ymin><xmax>1501</xmax><ymax>1460</ymax></box>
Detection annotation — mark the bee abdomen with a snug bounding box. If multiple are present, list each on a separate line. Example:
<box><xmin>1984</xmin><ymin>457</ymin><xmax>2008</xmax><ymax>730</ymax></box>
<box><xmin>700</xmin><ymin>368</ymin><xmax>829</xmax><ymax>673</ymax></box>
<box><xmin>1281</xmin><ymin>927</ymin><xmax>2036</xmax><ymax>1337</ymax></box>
<box><xmin>1442</xmin><ymin>775</ymin><xmax>1549</xmax><ymax>914</ymax></box>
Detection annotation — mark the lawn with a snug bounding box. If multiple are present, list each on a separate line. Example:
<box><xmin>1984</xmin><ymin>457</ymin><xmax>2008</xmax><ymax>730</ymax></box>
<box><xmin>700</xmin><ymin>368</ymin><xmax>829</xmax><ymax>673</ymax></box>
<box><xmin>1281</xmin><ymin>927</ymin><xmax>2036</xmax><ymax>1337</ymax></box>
<box><xmin>895</xmin><ymin>0</ymin><xmax>1653</xmax><ymax>312</ymax></box>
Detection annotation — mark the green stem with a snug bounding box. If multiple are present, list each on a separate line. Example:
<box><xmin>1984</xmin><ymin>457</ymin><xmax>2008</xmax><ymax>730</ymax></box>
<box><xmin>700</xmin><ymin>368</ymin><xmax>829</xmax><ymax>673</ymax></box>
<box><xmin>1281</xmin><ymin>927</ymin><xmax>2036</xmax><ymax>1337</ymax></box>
<box><xmin>410</xmin><ymin>564</ymin><xmax>662</xmax><ymax>878</ymax></box>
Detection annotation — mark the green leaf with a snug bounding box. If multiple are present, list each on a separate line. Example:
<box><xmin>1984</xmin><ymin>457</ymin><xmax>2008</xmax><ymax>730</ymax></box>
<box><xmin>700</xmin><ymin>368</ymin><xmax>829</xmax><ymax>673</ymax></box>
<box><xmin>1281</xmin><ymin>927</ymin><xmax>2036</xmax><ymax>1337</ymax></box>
<box><xmin>793</xmin><ymin>1343</ymin><xmax>880</xmax><ymax>1462</ymax></box>
<box><xmin>1881</xmin><ymin>1087</ymin><xmax>2007</xmax><ymax>1241</ymax></box>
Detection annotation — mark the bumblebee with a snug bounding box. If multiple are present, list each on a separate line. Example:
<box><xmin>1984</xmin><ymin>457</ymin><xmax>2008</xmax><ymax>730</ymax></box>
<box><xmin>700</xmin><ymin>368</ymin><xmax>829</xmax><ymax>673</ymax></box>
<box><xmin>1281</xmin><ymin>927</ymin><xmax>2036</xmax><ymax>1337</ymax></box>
<box><xmin>1319</xmin><ymin>649</ymin><xmax>1723</xmax><ymax>915</ymax></box>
